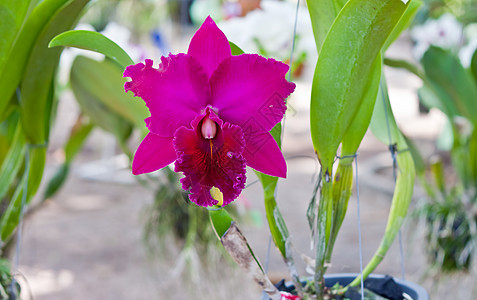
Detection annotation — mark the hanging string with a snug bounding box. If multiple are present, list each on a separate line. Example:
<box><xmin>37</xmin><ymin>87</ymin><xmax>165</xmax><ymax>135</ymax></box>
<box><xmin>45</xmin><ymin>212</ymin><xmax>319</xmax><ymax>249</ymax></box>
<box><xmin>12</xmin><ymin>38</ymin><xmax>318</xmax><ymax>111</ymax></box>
<box><xmin>354</xmin><ymin>155</ymin><xmax>365</xmax><ymax>300</ymax></box>
<box><xmin>337</xmin><ymin>153</ymin><xmax>364</xmax><ymax>300</ymax></box>
<box><xmin>380</xmin><ymin>82</ymin><xmax>406</xmax><ymax>280</ymax></box>
<box><xmin>260</xmin><ymin>2</ymin><xmax>301</xmax><ymax>298</ymax></box>
<box><xmin>10</xmin><ymin>146</ymin><xmax>30</xmax><ymax>300</ymax></box>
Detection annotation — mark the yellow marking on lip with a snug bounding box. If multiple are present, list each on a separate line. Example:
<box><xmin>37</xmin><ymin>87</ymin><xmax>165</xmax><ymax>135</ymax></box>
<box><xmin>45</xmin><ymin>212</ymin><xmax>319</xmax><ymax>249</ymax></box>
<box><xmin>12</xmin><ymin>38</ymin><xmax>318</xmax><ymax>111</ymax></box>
<box><xmin>210</xmin><ymin>187</ymin><xmax>223</xmax><ymax>206</ymax></box>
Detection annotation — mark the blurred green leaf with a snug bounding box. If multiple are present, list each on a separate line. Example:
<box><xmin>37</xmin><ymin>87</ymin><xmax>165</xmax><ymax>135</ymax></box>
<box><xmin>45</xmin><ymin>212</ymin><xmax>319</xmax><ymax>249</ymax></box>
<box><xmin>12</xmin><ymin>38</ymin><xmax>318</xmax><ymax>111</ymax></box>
<box><xmin>351</xmin><ymin>75</ymin><xmax>415</xmax><ymax>288</ymax></box>
<box><xmin>0</xmin><ymin>146</ymin><xmax>46</xmax><ymax>243</ymax></box>
<box><xmin>470</xmin><ymin>129</ymin><xmax>477</xmax><ymax>186</ymax></box>
<box><xmin>471</xmin><ymin>48</ymin><xmax>477</xmax><ymax>83</ymax></box>
<box><xmin>20</xmin><ymin>0</ymin><xmax>90</xmax><ymax>144</ymax></box>
<box><xmin>64</xmin><ymin>117</ymin><xmax>94</xmax><ymax>163</ymax></box>
<box><xmin>310</xmin><ymin>0</ymin><xmax>408</xmax><ymax>171</ymax></box>
<box><xmin>43</xmin><ymin>117</ymin><xmax>93</xmax><ymax>200</ymax></box>
<box><xmin>418</xmin><ymin>84</ymin><xmax>457</xmax><ymax>117</ymax></box>
<box><xmin>371</xmin><ymin>80</ymin><xmax>407</xmax><ymax>147</ymax></box>
<box><xmin>70</xmin><ymin>55</ymin><xmax>148</xmax><ymax>132</ymax></box>
<box><xmin>0</xmin><ymin>121</ymin><xmax>26</xmax><ymax>201</ymax></box>
<box><xmin>43</xmin><ymin>163</ymin><xmax>69</xmax><ymax>200</ymax></box>
<box><xmin>70</xmin><ymin>56</ymin><xmax>132</xmax><ymax>141</ymax></box>
<box><xmin>404</xmin><ymin>134</ymin><xmax>427</xmax><ymax>175</ymax></box>
<box><xmin>0</xmin><ymin>0</ymin><xmax>72</xmax><ymax>119</ymax></box>
<box><xmin>422</xmin><ymin>46</ymin><xmax>477</xmax><ymax>124</ymax></box>
<box><xmin>49</xmin><ymin>30</ymin><xmax>134</xmax><ymax>68</ymax></box>
<box><xmin>0</xmin><ymin>0</ymin><xmax>32</xmax><ymax>76</ymax></box>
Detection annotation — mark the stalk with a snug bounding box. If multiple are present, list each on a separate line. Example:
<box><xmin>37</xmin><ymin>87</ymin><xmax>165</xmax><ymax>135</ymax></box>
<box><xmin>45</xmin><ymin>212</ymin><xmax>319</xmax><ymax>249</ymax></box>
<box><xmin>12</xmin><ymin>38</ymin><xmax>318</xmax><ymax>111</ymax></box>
<box><xmin>325</xmin><ymin>157</ymin><xmax>354</xmax><ymax>263</ymax></box>
<box><xmin>314</xmin><ymin>167</ymin><xmax>334</xmax><ymax>298</ymax></box>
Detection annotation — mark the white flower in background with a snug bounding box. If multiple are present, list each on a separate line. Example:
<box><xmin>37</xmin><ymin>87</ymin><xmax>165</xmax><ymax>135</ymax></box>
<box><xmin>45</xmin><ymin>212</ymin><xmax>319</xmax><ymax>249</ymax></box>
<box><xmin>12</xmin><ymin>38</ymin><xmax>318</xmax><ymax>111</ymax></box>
<box><xmin>459</xmin><ymin>23</ymin><xmax>477</xmax><ymax>67</ymax></box>
<box><xmin>410</xmin><ymin>13</ymin><xmax>464</xmax><ymax>59</ymax></box>
<box><xmin>218</xmin><ymin>0</ymin><xmax>316</xmax><ymax>76</ymax></box>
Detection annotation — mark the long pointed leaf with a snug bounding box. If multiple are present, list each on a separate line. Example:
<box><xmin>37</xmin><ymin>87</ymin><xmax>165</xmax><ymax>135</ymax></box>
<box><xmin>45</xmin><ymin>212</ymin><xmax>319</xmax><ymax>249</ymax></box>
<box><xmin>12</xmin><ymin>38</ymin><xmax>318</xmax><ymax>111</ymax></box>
<box><xmin>0</xmin><ymin>120</ymin><xmax>26</xmax><ymax>201</ymax></box>
<box><xmin>310</xmin><ymin>0</ymin><xmax>409</xmax><ymax>172</ymax></box>
<box><xmin>69</xmin><ymin>55</ymin><xmax>148</xmax><ymax>132</ymax></box>
<box><xmin>0</xmin><ymin>0</ymin><xmax>72</xmax><ymax>119</ymax></box>
<box><xmin>49</xmin><ymin>30</ymin><xmax>134</xmax><ymax>68</ymax></box>
<box><xmin>422</xmin><ymin>46</ymin><xmax>477</xmax><ymax>125</ymax></box>
<box><xmin>20</xmin><ymin>0</ymin><xmax>90</xmax><ymax>144</ymax></box>
<box><xmin>349</xmin><ymin>76</ymin><xmax>416</xmax><ymax>287</ymax></box>
<box><xmin>0</xmin><ymin>0</ymin><xmax>33</xmax><ymax>75</ymax></box>
<box><xmin>0</xmin><ymin>147</ymin><xmax>46</xmax><ymax>243</ymax></box>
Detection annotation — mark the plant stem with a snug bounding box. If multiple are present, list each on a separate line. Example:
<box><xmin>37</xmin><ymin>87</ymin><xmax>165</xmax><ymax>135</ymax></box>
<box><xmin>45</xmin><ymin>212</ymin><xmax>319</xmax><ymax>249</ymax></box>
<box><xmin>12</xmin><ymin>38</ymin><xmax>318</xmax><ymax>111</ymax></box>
<box><xmin>325</xmin><ymin>158</ymin><xmax>354</xmax><ymax>263</ymax></box>
<box><xmin>314</xmin><ymin>167</ymin><xmax>334</xmax><ymax>298</ymax></box>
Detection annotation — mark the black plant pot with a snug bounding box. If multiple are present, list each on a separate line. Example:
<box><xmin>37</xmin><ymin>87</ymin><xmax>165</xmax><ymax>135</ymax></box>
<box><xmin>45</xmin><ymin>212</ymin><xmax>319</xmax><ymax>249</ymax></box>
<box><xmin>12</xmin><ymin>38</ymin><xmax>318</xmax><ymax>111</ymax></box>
<box><xmin>324</xmin><ymin>274</ymin><xmax>428</xmax><ymax>300</ymax></box>
<box><xmin>274</xmin><ymin>273</ymin><xmax>428</xmax><ymax>300</ymax></box>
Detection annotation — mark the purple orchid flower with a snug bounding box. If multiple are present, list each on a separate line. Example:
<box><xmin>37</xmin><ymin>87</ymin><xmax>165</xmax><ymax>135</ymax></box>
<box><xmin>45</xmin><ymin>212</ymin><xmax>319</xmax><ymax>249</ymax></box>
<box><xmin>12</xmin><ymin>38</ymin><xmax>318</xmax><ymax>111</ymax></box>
<box><xmin>124</xmin><ymin>16</ymin><xmax>295</xmax><ymax>207</ymax></box>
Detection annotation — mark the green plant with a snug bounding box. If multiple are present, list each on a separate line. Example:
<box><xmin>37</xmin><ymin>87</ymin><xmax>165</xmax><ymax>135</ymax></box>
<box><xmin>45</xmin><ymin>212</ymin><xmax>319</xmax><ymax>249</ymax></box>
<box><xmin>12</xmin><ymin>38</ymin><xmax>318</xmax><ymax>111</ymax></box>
<box><xmin>47</xmin><ymin>1</ymin><xmax>424</xmax><ymax>299</ymax></box>
<box><xmin>399</xmin><ymin>45</ymin><xmax>477</xmax><ymax>272</ymax></box>
<box><xmin>0</xmin><ymin>0</ymin><xmax>90</xmax><ymax>297</ymax></box>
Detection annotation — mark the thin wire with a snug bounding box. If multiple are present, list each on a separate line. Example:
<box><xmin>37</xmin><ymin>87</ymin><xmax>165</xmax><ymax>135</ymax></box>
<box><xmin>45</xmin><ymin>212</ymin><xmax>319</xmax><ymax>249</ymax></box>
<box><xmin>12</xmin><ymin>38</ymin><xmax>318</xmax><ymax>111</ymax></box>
<box><xmin>260</xmin><ymin>235</ymin><xmax>273</xmax><ymax>300</ymax></box>
<box><xmin>354</xmin><ymin>155</ymin><xmax>365</xmax><ymax>300</ymax></box>
<box><xmin>280</xmin><ymin>0</ymin><xmax>300</xmax><ymax>145</ymax></box>
<box><xmin>380</xmin><ymin>82</ymin><xmax>406</xmax><ymax>280</ymax></box>
<box><xmin>287</xmin><ymin>0</ymin><xmax>300</xmax><ymax>82</ymax></box>
<box><xmin>11</xmin><ymin>146</ymin><xmax>30</xmax><ymax>299</ymax></box>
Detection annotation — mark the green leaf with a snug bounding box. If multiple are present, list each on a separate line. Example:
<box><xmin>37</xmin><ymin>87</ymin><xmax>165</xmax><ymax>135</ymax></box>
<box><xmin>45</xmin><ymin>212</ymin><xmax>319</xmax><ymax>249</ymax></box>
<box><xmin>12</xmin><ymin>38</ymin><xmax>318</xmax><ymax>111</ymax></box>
<box><xmin>0</xmin><ymin>0</ymin><xmax>72</xmax><ymax>120</ymax></box>
<box><xmin>469</xmin><ymin>129</ymin><xmax>477</xmax><ymax>187</ymax></box>
<box><xmin>382</xmin><ymin>0</ymin><xmax>422</xmax><ymax>51</ymax></box>
<box><xmin>0</xmin><ymin>121</ymin><xmax>26</xmax><ymax>201</ymax></box>
<box><xmin>422</xmin><ymin>46</ymin><xmax>477</xmax><ymax>124</ymax></box>
<box><xmin>49</xmin><ymin>30</ymin><xmax>134</xmax><ymax>69</ymax></box>
<box><xmin>310</xmin><ymin>0</ymin><xmax>408</xmax><ymax>172</ymax></box>
<box><xmin>20</xmin><ymin>0</ymin><xmax>90</xmax><ymax>144</ymax></box>
<box><xmin>43</xmin><ymin>117</ymin><xmax>93</xmax><ymax>200</ymax></box>
<box><xmin>0</xmin><ymin>146</ymin><xmax>46</xmax><ymax>243</ymax></box>
<box><xmin>371</xmin><ymin>79</ymin><xmax>407</xmax><ymax>147</ymax></box>
<box><xmin>470</xmin><ymin>47</ymin><xmax>477</xmax><ymax>84</ymax></box>
<box><xmin>305</xmin><ymin>0</ymin><xmax>345</xmax><ymax>52</ymax></box>
<box><xmin>43</xmin><ymin>163</ymin><xmax>69</xmax><ymax>200</ymax></box>
<box><xmin>254</xmin><ymin>123</ymin><xmax>287</xmax><ymax>256</ymax></box>
<box><xmin>209</xmin><ymin>207</ymin><xmax>234</xmax><ymax>238</ymax></box>
<box><xmin>70</xmin><ymin>55</ymin><xmax>148</xmax><ymax>133</ymax></box>
<box><xmin>325</xmin><ymin>55</ymin><xmax>382</xmax><ymax>264</ymax></box>
<box><xmin>418</xmin><ymin>84</ymin><xmax>457</xmax><ymax>117</ymax></box>
<box><xmin>0</xmin><ymin>0</ymin><xmax>33</xmax><ymax>76</ymax></box>
<box><xmin>64</xmin><ymin>117</ymin><xmax>94</xmax><ymax>163</ymax></box>
<box><xmin>350</xmin><ymin>75</ymin><xmax>415</xmax><ymax>287</ymax></box>
<box><xmin>229</xmin><ymin>41</ymin><xmax>244</xmax><ymax>56</ymax></box>
<box><xmin>341</xmin><ymin>54</ymin><xmax>382</xmax><ymax>155</ymax></box>
<box><xmin>70</xmin><ymin>61</ymin><xmax>133</xmax><ymax>142</ymax></box>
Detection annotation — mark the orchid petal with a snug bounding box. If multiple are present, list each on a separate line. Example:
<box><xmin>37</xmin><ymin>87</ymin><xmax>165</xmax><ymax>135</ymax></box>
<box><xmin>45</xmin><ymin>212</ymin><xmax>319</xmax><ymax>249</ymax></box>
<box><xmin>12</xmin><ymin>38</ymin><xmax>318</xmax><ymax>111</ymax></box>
<box><xmin>132</xmin><ymin>132</ymin><xmax>176</xmax><ymax>175</ymax></box>
<box><xmin>188</xmin><ymin>16</ymin><xmax>231</xmax><ymax>79</ymax></box>
<box><xmin>124</xmin><ymin>56</ymin><xmax>210</xmax><ymax>137</ymax></box>
<box><xmin>174</xmin><ymin>121</ymin><xmax>246</xmax><ymax>207</ymax></box>
<box><xmin>210</xmin><ymin>54</ymin><xmax>295</xmax><ymax>133</ymax></box>
<box><xmin>243</xmin><ymin>131</ymin><xmax>287</xmax><ymax>178</ymax></box>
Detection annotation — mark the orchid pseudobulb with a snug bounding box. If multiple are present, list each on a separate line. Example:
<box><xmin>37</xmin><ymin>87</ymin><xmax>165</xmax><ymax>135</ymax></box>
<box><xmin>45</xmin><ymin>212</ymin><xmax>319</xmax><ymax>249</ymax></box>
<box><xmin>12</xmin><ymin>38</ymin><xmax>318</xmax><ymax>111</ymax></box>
<box><xmin>124</xmin><ymin>16</ymin><xmax>295</xmax><ymax>207</ymax></box>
